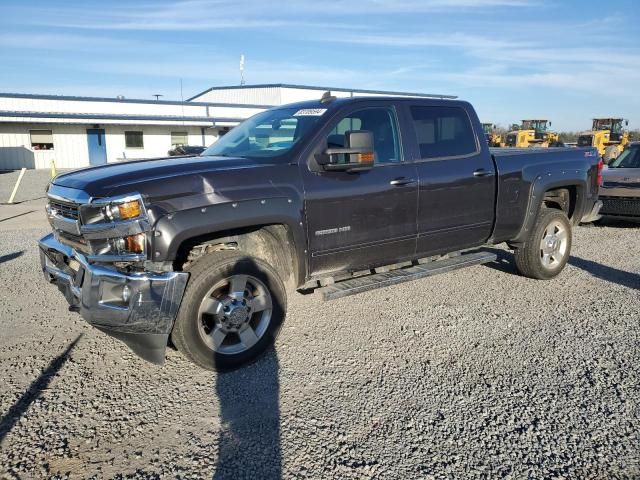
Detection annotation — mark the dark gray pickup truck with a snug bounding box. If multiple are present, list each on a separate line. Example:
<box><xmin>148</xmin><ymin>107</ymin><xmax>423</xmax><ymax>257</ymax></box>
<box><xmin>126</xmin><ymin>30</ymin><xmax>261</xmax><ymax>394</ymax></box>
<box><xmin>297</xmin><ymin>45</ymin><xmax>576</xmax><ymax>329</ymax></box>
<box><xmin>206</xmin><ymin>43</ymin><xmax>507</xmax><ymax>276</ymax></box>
<box><xmin>39</xmin><ymin>95</ymin><xmax>603</xmax><ymax>370</ymax></box>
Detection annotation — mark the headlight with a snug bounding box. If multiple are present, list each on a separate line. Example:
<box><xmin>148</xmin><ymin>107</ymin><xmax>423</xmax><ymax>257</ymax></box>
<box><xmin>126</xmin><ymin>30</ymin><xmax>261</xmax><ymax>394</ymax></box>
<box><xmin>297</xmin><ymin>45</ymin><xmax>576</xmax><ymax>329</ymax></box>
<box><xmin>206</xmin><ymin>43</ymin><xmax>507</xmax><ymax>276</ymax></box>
<box><xmin>105</xmin><ymin>200</ymin><xmax>142</xmax><ymax>221</ymax></box>
<box><xmin>81</xmin><ymin>194</ymin><xmax>146</xmax><ymax>225</ymax></box>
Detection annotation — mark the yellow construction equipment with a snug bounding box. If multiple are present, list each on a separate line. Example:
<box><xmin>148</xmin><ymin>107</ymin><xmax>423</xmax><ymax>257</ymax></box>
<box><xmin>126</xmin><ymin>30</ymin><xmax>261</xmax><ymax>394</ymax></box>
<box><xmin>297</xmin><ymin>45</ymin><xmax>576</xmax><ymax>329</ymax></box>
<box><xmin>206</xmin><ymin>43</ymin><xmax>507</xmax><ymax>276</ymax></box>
<box><xmin>577</xmin><ymin>118</ymin><xmax>629</xmax><ymax>163</ymax></box>
<box><xmin>481</xmin><ymin>123</ymin><xmax>505</xmax><ymax>147</ymax></box>
<box><xmin>505</xmin><ymin>119</ymin><xmax>560</xmax><ymax>148</ymax></box>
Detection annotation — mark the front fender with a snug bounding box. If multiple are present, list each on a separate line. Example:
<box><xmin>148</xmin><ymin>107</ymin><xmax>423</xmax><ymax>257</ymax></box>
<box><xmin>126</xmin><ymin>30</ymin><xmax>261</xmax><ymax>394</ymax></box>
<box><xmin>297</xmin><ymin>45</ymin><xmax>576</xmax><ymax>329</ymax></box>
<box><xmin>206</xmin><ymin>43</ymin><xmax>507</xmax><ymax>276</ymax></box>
<box><xmin>151</xmin><ymin>197</ymin><xmax>307</xmax><ymax>284</ymax></box>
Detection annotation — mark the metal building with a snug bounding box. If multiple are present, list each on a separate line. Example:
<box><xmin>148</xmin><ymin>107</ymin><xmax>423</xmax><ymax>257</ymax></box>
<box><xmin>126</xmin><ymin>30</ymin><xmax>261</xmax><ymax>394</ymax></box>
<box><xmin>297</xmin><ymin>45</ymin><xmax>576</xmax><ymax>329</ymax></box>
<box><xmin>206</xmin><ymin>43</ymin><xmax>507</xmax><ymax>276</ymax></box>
<box><xmin>0</xmin><ymin>84</ymin><xmax>448</xmax><ymax>170</ymax></box>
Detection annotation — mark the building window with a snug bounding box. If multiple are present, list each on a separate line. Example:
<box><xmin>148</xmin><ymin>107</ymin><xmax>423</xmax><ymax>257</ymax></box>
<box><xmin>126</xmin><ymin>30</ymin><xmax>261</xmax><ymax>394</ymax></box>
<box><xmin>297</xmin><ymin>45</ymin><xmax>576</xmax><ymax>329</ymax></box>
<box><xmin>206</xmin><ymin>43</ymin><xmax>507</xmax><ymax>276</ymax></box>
<box><xmin>171</xmin><ymin>131</ymin><xmax>188</xmax><ymax>146</ymax></box>
<box><xmin>30</xmin><ymin>130</ymin><xmax>54</xmax><ymax>150</ymax></box>
<box><xmin>125</xmin><ymin>131</ymin><xmax>144</xmax><ymax>148</ymax></box>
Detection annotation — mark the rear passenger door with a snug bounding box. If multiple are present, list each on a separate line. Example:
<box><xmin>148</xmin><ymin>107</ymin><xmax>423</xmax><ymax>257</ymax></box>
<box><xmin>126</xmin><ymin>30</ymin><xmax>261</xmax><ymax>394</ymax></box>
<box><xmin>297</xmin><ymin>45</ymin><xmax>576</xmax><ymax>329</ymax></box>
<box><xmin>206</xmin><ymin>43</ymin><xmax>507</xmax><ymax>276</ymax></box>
<box><xmin>401</xmin><ymin>102</ymin><xmax>496</xmax><ymax>256</ymax></box>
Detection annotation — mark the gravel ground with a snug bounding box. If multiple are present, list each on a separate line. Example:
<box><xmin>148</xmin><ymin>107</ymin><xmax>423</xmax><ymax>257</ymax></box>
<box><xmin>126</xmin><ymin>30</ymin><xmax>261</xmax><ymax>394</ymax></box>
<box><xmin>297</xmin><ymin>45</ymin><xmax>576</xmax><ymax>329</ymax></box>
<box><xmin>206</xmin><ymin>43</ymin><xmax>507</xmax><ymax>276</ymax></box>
<box><xmin>0</xmin><ymin>207</ymin><xmax>638</xmax><ymax>479</ymax></box>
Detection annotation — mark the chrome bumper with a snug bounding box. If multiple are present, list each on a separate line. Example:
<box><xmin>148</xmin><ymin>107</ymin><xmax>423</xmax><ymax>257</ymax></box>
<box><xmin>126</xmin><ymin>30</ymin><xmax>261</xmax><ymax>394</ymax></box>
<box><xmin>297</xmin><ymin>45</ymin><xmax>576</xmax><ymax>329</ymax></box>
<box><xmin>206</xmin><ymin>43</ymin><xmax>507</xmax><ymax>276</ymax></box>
<box><xmin>580</xmin><ymin>199</ymin><xmax>603</xmax><ymax>223</ymax></box>
<box><xmin>39</xmin><ymin>233</ymin><xmax>188</xmax><ymax>364</ymax></box>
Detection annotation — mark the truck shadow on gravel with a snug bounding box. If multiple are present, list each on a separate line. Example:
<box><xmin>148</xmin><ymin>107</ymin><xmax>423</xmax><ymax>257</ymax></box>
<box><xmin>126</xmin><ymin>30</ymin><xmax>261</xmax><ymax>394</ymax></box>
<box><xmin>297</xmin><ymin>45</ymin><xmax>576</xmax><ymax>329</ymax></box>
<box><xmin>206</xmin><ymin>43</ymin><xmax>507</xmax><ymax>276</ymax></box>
<box><xmin>0</xmin><ymin>334</ymin><xmax>82</xmax><ymax>445</ymax></box>
<box><xmin>213</xmin><ymin>352</ymin><xmax>281</xmax><ymax>479</ymax></box>
<box><xmin>592</xmin><ymin>218</ymin><xmax>640</xmax><ymax>229</ymax></box>
<box><xmin>567</xmin><ymin>256</ymin><xmax>639</xmax><ymax>290</ymax></box>
<box><xmin>481</xmin><ymin>247</ymin><xmax>639</xmax><ymax>290</ymax></box>
<box><xmin>478</xmin><ymin>248</ymin><xmax>518</xmax><ymax>275</ymax></box>
<box><xmin>0</xmin><ymin>251</ymin><xmax>24</xmax><ymax>264</ymax></box>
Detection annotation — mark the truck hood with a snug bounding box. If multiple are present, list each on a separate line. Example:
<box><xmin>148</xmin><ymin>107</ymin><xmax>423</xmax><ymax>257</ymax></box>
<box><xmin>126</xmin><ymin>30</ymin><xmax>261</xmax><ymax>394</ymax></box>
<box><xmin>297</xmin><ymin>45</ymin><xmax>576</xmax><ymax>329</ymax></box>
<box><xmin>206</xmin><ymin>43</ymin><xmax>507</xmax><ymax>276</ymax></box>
<box><xmin>52</xmin><ymin>155</ymin><xmax>270</xmax><ymax>198</ymax></box>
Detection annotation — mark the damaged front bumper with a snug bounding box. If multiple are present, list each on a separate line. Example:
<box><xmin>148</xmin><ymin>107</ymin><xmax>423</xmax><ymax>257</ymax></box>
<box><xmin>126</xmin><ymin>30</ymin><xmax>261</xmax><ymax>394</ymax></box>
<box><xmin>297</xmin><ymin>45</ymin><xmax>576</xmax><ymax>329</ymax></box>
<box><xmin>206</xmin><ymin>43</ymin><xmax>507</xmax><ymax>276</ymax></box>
<box><xmin>39</xmin><ymin>233</ymin><xmax>188</xmax><ymax>364</ymax></box>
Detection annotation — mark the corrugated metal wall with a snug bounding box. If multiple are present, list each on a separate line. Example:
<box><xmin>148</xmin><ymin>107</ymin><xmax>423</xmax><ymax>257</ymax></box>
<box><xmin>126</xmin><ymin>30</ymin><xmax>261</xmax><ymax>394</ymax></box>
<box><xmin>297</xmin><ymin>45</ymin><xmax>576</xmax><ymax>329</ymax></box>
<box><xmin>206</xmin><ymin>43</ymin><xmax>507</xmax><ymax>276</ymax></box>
<box><xmin>0</xmin><ymin>97</ymin><xmax>209</xmax><ymax>118</ymax></box>
<box><xmin>0</xmin><ymin>124</ymin><xmax>220</xmax><ymax>170</ymax></box>
<box><xmin>0</xmin><ymin>124</ymin><xmax>88</xmax><ymax>170</ymax></box>
<box><xmin>190</xmin><ymin>87</ymin><xmax>282</xmax><ymax>105</ymax></box>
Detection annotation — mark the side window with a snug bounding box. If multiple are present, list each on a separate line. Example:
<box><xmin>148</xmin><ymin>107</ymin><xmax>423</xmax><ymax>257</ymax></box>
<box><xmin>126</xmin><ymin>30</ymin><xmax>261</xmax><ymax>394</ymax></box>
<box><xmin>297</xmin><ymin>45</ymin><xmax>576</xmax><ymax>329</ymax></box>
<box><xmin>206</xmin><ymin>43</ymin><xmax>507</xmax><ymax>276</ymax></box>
<box><xmin>410</xmin><ymin>106</ymin><xmax>477</xmax><ymax>159</ymax></box>
<box><xmin>327</xmin><ymin>107</ymin><xmax>400</xmax><ymax>164</ymax></box>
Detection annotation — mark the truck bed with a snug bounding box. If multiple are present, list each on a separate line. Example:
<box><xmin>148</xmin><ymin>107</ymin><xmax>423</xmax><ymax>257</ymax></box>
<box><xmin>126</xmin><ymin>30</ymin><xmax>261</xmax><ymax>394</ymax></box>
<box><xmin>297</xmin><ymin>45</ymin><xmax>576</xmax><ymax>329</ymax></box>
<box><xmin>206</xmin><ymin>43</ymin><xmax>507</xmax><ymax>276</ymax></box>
<box><xmin>488</xmin><ymin>146</ymin><xmax>600</xmax><ymax>244</ymax></box>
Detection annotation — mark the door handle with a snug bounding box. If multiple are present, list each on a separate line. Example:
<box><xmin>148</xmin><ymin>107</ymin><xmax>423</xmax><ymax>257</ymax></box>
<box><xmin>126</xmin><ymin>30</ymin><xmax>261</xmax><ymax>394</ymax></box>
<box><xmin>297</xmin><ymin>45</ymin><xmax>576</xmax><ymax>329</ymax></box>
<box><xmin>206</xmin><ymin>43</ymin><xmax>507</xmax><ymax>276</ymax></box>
<box><xmin>473</xmin><ymin>169</ymin><xmax>494</xmax><ymax>177</ymax></box>
<box><xmin>390</xmin><ymin>177</ymin><xmax>417</xmax><ymax>186</ymax></box>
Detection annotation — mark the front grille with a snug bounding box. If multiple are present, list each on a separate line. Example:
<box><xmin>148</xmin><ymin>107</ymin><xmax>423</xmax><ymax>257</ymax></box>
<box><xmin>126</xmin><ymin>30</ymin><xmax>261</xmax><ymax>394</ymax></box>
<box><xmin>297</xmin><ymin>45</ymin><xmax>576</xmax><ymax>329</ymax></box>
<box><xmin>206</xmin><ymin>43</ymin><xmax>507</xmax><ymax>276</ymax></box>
<box><xmin>49</xmin><ymin>199</ymin><xmax>80</xmax><ymax>220</ymax></box>
<box><xmin>600</xmin><ymin>197</ymin><xmax>640</xmax><ymax>217</ymax></box>
<box><xmin>56</xmin><ymin>231</ymin><xmax>91</xmax><ymax>254</ymax></box>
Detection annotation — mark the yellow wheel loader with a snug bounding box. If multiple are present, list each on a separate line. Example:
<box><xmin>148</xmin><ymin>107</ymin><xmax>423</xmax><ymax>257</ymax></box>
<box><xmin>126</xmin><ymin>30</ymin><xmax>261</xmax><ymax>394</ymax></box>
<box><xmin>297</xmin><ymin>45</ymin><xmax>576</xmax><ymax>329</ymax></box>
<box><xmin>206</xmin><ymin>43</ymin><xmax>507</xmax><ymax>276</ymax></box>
<box><xmin>505</xmin><ymin>120</ymin><xmax>560</xmax><ymax>148</ymax></box>
<box><xmin>576</xmin><ymin>118</ymin><xmax>629</xmax><ymax>163</ymax></box>
<box><xmin>481</xmin><ymin>123</ymin><xmax>505</xmax><ymax>147</ymax></box>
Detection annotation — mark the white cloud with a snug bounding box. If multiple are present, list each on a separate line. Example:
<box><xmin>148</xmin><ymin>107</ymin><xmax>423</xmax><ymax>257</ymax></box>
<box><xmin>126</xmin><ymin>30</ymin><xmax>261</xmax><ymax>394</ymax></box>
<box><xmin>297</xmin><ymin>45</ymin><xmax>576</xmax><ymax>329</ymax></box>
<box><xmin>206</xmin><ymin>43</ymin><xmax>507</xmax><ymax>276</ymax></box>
<box><xmin>22</xmin><ymin>0</ymin><xmax>536</xmax><ymax>31</ymax></box>
<box><xmin>330</xmin><ymin>32</ymin><xmax>530</xmax><ymax>50</ymax></box>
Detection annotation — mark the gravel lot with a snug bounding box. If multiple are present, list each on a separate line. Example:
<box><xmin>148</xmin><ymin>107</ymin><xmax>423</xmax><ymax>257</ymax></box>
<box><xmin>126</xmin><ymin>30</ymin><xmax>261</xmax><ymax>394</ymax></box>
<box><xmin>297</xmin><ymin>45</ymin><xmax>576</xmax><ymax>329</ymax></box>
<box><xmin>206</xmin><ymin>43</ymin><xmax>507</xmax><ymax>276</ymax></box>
<box><xmin>0</xmin><ymin>196</ymin><xmax>638</xmax><ymax>478</ymax></box>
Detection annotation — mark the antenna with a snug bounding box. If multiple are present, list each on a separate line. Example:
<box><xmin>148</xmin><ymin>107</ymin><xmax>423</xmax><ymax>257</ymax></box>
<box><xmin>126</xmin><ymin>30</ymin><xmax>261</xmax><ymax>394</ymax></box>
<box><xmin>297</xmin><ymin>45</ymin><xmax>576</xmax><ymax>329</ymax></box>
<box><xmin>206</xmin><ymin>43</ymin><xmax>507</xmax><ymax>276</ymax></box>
<box><xmin>240</xmin><ymin>54</ymin><xmax>246</xmax><ymax>85</ymax></box>
<box><xmin>320</xmin><ymin>91</ymin><xmax>336</xmax><ymax>104</ymax></box>
<box><xmin>180</xmin><ymin>78</ymin><xmax>185</xmax><ymax>127</ymax></box>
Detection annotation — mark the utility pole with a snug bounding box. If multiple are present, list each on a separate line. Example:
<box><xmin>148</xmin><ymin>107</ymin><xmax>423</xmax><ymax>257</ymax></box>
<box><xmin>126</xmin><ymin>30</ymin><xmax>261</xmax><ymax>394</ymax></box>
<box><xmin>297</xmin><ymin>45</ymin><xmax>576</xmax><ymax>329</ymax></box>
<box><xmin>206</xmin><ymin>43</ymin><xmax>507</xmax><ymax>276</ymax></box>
<box><xmin>240</xmin><ymin>55</ymin><xmax>246</xmax><ymax>86</ymax></box>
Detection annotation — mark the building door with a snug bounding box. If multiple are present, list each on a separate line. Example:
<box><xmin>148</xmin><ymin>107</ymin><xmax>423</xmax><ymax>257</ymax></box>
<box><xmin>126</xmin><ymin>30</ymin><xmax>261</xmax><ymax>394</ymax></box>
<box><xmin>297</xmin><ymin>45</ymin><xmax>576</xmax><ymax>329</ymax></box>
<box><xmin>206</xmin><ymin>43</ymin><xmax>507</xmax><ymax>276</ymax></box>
<box><xmin>87</xmin><ymin>129</ymin><xmax>107</xmax><ymax>165</ymax></box>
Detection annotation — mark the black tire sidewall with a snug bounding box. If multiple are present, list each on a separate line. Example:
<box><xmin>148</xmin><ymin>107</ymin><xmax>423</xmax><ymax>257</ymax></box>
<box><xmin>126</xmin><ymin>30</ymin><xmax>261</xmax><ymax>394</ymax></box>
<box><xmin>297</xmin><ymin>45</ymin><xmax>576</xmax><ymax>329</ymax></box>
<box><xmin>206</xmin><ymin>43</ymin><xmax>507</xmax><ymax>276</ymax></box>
<box><xmin>172</xmin><ymin>253</ymin><xmax>286</xmax><ymax>371</ymax></box>
<box><xmin>527</xmin><ymin>209</ymin><xmax>572</xmax><ymax>279</ymax></box>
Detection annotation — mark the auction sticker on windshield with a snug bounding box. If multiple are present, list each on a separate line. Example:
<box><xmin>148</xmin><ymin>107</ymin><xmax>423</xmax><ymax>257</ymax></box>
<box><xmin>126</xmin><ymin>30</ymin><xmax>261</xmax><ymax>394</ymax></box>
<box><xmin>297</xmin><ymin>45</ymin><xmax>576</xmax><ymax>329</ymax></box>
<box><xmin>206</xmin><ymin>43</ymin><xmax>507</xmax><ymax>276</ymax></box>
<box><xmin>293</xmin><ymin>108</ymin><xmax>327</xmax><ymax>116</ymax></box>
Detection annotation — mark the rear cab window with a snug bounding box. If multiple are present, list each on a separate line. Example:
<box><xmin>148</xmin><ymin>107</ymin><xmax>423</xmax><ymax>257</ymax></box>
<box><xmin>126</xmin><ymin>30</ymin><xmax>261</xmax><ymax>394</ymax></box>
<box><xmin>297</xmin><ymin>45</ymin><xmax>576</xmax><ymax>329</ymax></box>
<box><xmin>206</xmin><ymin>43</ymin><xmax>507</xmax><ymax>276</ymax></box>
<box><xmin>408</xmin><ymin>105</ymin><xmax>478</xmax><ymax>160</ymax></box>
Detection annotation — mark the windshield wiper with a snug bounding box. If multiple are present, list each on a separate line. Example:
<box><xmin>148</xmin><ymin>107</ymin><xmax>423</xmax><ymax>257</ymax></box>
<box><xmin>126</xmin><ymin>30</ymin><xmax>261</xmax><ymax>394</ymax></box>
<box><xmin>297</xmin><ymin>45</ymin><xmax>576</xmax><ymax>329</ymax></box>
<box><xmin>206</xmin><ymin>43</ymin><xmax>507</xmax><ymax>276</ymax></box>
<box><xmin>207</xmin><ymin>152</ymin><xmax>244</xmax><ymax>158</ymax></box>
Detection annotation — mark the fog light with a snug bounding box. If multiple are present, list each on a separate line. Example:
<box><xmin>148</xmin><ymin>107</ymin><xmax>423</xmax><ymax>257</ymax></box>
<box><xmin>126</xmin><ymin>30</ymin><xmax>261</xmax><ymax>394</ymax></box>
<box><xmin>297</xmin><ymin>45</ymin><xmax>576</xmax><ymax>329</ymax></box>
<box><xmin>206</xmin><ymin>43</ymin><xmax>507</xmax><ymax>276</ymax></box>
<box><xmin>124</xmin><ymin>233</ymin><xmax>145</xmax><ymax>254</ymax></box>
<box><xmin>122</xmin><ymin>285</ymin><xmax>131</xmax><ymax>303</ymax></box>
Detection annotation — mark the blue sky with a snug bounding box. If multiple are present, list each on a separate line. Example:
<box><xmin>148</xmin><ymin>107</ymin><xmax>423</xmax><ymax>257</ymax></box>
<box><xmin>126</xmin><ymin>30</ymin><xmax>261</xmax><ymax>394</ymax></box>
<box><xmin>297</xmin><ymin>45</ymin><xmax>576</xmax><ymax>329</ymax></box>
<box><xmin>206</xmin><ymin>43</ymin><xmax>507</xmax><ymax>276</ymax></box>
<box><xmin>1</xmin><ymin>0</ymin><xmax>638</xmax><ymax>130</ymax></box>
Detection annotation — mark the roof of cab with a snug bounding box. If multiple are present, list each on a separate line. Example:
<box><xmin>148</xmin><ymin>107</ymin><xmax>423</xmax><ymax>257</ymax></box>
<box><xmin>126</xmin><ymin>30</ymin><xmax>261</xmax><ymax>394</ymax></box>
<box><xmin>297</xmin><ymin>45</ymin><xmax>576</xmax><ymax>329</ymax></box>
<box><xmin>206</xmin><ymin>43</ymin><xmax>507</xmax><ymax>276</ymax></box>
<box><xmin>271</xmin><ymin>95</ymin><xmax>468</xmax><ymax>111</ymax></box>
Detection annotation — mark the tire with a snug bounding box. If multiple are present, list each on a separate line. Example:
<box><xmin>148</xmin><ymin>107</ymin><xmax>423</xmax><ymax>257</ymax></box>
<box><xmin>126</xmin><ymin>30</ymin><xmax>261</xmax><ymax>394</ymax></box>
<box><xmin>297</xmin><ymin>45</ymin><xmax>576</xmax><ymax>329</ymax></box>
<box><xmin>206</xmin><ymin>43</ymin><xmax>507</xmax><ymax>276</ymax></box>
<box><xmin>514</xmin><ymin>208</ymin><xmax>572</xmax><ymax>280</ymax></box>
<box><xmin>171</xmin><ymin>251</ymin><xmax>287</xmax><ymax>371</ymax></box>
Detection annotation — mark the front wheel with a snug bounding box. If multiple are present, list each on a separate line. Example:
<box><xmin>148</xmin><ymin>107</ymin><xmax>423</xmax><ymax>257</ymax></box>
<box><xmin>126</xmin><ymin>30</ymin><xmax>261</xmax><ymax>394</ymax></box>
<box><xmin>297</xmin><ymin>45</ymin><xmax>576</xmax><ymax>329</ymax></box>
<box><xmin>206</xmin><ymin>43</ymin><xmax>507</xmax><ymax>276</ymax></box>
<box><xmin>514</xmin><ymin>208</ymin><xmax>572</xmax><ymax>280</ymax></box>
<box><xmin>171</xmin><ymin>251</ymin><xmax>287</xmax><ymax>371</ymax></box>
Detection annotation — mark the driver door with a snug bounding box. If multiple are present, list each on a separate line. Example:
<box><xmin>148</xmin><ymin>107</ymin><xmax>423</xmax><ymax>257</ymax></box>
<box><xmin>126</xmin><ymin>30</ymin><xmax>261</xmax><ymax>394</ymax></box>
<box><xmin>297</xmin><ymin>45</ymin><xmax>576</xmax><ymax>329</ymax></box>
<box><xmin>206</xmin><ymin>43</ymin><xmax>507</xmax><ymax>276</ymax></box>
<box><xmin>300</xmin><ymin>103</ymin><xmax>418</xmax><ymax>278</ymax></box>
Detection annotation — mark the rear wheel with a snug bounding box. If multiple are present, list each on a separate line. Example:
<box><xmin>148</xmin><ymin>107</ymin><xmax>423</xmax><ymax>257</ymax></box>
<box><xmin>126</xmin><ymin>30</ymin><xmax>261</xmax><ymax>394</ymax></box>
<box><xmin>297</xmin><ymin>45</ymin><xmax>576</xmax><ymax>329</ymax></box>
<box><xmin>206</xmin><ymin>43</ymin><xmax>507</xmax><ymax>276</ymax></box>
<box><xmin>171</xmin><ymin>251</ymin><xmax>286</xmax><ymax>371</ymax></box>
<box><xmin>514</xmin><ymin>208</ymin><xmax>572</xmax><ymax>280</ymax></box>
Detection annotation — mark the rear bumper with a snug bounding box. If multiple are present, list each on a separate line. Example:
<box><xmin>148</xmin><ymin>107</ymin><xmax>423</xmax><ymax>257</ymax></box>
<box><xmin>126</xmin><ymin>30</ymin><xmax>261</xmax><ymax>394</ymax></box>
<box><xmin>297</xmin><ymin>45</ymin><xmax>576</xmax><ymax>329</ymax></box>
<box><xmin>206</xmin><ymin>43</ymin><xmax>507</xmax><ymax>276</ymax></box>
<box><xmin>580</xmin><ymin>199</ymin><xmax>603</xmax><ymax>223</ymax></box>
<box><xmin>39</xmin><ymin>233</ymin><xmax>188</xmax><ymax>364</ymax></box>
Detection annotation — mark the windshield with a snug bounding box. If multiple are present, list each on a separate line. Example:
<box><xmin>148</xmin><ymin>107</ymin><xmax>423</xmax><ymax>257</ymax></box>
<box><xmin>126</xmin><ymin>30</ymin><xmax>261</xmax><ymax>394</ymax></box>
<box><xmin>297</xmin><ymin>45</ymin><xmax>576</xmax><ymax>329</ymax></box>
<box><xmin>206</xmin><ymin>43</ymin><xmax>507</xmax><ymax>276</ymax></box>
<box><xmin>202</xmin><ymin>107</ymin><xmax>327</xmax><ymax>158</ymax></box>
<box><xmin>609</xmin><ymin>147</ymin><xmax>640</xmax><ymax>168</ymax></box>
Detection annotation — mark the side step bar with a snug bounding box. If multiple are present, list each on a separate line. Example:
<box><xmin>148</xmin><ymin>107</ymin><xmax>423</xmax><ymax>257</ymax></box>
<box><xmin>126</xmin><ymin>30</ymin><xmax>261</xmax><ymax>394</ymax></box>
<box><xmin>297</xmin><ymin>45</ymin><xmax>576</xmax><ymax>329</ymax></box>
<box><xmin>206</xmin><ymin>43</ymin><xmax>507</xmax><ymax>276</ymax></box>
<box><xmin>319</xmin><ymin>251</ymin><xmax>497</xmax><ymax>301</ymax></box>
